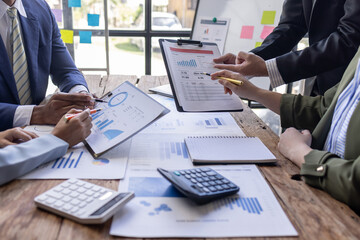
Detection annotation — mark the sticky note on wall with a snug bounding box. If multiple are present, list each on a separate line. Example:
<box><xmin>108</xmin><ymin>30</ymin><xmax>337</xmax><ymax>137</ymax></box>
<box><xmin>60</xmin><ymin>30</ymin><xmax>74</xmax><ymax>44</ymax></box>
<box><xmin>255</xmin><ymin>42</ymin><xmax>262</xmax><ymax>48</ymax></box>
<box><xmin>52</xmin><ymin>9</ymin><xmax>62</xmax><ymax>22</ymax></box>
<box><xmin>261</xmin><ymin>11</ymin><xmax>276</xmax><ymax>25</ymax></box>
<box><xmin>240</xmin><ymin>26</ymin><xmax>254</xmax><ymax>39</ymax></box>
<box><xmin>260</xmin><ymin>26</ymin><xmax>275</xmax><ymax>39</ymax></box>
<box><xmin>88</xmin><ymin>14</ymin><xmax>100</xmax><ymax>27</ymax></box>
<box><xmin>79</xmin><ymin>31</ymin><xmax>92</xmax><ymax>44</ymax></box>
<box><xmin>68</xmin><ymin>0</ymin><xmax>81</xmax><ymax>8</ymax></box>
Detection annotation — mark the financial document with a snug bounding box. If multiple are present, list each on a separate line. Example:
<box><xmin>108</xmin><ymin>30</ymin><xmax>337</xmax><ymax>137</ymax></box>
<box><xmin>110</xmin><ymin>165</ymin><xmax>297</xmax><ymax>238</ymax></box>
<box><xmin>20</xmin><ymin>125</ymin><xmax>130</xmax><ymax>179</ymax></box>
<box><xmin>162</xmin><ymin>40</ymin><xmax>243</xmax><ymax>112</ymax></box>
<box><xmin>86</xmin><ymin>81</ymin><xmax>169</xmax><ymax>156</ymax></box>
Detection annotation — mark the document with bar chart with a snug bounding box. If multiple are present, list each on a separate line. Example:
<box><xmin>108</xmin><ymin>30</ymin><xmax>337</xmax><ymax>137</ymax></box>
<box><xmin>110</xmin><ymin>165</ymin><xmax>297</xmax><ymax>237</ymax></box>
<box><xmin>159</xmin><ymin>39</ymin><xmax>243</xmax><ymax>112</ymax></box>
<box><xmin>85</xmin><ymin>81</ymin><xmax>169</xmax><ymax>156</ymax></box>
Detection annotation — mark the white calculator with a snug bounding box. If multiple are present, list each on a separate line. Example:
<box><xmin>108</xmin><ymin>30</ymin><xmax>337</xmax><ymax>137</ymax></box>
<box><xmin>34</xmin><ymin>179</ymin><xmax>134</xmax><ymax>224</ymax></box>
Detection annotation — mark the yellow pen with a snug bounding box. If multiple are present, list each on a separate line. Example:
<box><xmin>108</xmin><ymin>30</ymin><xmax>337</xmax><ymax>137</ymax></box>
<box><xmin>201</xmin><ymin>72</ymin><xmax>244</xmax><ymax>86</ymax></box>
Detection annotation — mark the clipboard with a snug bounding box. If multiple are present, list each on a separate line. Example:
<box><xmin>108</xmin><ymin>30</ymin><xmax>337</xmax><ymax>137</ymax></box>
<box><xmin>159</xmin><ymin>39</ymin><xmax>243</xmax><ymax>113</ymax></box>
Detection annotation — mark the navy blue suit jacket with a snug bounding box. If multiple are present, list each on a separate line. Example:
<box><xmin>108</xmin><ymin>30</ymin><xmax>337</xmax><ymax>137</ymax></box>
<box><xmin>0</xmin><ymin>0</ymin><xmax>87</xmax><ymax>131</ymax></box>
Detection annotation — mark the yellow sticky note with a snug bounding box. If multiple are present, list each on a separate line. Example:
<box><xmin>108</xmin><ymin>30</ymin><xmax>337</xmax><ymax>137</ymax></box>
<box><xmin>255</xmin><ymin>42</ymin><xmax>262</xmax><ymax>48</ymax></box>
<box><xmin>60</xmin><ymin>30</ymin><xmax>74</xmax><ymax>44</ymax></box>
<box><xmin>261</xmin><ymin>11</ymin><xmax>276</xmax><ymax>25</ymax></box>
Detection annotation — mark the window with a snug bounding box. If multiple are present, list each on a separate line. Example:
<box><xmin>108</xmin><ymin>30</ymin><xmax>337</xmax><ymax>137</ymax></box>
<box><xmin>46</xmin><ymin>0</ymin><xmax>198</xmax><ymax>76</ymax></box>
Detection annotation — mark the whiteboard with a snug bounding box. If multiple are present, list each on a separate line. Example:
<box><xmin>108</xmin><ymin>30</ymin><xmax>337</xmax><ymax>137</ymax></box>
<box><xmin>192</xmin><ymin>0</ymin><xmax>285</xmax><ymax>90</ymax></box>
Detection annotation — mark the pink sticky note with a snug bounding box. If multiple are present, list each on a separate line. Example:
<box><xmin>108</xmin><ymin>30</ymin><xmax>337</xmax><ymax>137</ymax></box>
<box><xmin>240</xmin><ymin>26</ymin><xmax>254</xmax><ymax>39</ymax></box>
<box><xmin>52</xmin><ymin>9</ymin><xmax>63</xmax><ymax>23</ymax></box>
<box><xmin>260</xmin><ymin>26</ymin><xmax>275</xmax><ymax>39</ymax></box>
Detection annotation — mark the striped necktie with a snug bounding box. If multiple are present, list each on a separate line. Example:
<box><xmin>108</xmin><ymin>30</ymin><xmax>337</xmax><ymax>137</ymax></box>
<box><xmin>7</xmin><ymin>7</ymin><xmax>32</xmax><ymax>105</ymax></box>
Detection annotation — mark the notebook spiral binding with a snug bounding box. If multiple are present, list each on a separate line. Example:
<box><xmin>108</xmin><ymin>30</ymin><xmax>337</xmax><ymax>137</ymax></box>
<box><xmin>187</xmin><ymin>136</ymin><xmax>255</xmax><ymax>139</ymax></box>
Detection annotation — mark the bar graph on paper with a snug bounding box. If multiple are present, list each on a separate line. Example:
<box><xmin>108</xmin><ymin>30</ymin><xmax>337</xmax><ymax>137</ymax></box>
<box><xmin>196</xmin><ymin>117</ymin><xmax>226</xmax><ymax>128</ymax></box>
<box><xmin>160</xmin><ymin>141</ymin><xmax>189</xmax><ymax>160</ymax></box>
<box><xmin>52</xmin><ymin>150</ymin><xmax>84</xmax><ymax>169</ymax></box>
<box><xmin>213</xmin><ymin>197</ymin><xmax>264</xmax><ymax>215</ymax></box>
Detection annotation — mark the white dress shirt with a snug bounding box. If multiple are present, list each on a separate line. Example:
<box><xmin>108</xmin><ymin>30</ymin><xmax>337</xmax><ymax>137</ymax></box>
<box><xmin>0</xmin><ymin>0</ymin><xmax>88</xmax><ymax>128</ymax></box>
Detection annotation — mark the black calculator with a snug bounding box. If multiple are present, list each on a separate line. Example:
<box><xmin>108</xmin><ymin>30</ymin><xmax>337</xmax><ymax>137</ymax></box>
<box><xmin>157</xmin><ymin>167</ymin><xmax>239</xmax><ymax>204</ymax></box>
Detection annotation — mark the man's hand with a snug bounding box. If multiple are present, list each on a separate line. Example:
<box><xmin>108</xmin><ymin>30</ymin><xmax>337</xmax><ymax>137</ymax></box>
<box><xmin>278</xmin><ymin>128</ymin><xmax>313</xmax><ymax>167</ymax></box>
<box><xmin>31</xmin><ymin>93</ymin><xmax>95</xmax><ymax>125</ymax></box>
<box><xmin>0</xmin><ymin>128</ymin><xmax>38</xmax><ymax>148</ymax></box>
<box><xmin>213</xmin><ymin>53</ymin><xmax>237</xmax><ymax>65</ymax></box>
<box><xmin>214</xmin><ymin>52</ymin><xmax>268</xmax><ymax>77</ymax></box>
<box><xmin>51</xmin><ymin>109</ymin><xmax>93</xmax><ymax>147</ymax></box>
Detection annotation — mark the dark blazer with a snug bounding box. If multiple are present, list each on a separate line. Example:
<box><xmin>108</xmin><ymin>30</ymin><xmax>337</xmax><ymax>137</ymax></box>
<box><xmin>0</xmin><ymin>0</ymin><xmax>87</xmax><ymax>131</ymax></box>
<box><xmin>280</xmin><ymin>47</ymin><xmax>360</xmax><ymax>215</ymax></box>
<box><xmin>251</xmin><ymin>0</ymin><xmax>360</xmax><ymax>95</ymax></box>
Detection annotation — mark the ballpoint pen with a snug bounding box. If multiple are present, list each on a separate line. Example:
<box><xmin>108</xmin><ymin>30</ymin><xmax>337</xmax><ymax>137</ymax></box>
<box><xmin>201</xmin><ymin>72</ymin><xmax>244</xmax><ymax>86</ymax></box>
<box><xmin>93</xmin><ymin>98</ymin><xmax>108</xmax><ymax>103</ymax></box>
<box><xmin>64</xmin><ymin>108</ymin><xmax>102</xmax><ymax>121</ymax></box>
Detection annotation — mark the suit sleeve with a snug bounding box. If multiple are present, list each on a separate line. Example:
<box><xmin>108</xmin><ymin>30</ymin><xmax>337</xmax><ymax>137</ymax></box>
<box><xmin>279</xmin><ymin>84</ymin><xmax>338</xmax><ymax>131</ymax></box>
<box><xmin>46</xmin><ymin>4</ymin><xmax>88</xmax><ymax>93</ymax></box>
<box><xmin>0</xmin><ymin>103</ymin><xmax>18</xmax><ymax>131</ymax></box>
<box><xmin>300</xmin><ymin>150</ymin><xmax>360</xmax><ymax>215</ymax></box>
<box><xmin>0</xmin><ymin>134</ymin><xmax>68</xmax><ymax>186</ymax></box>
<box><xmin>251</xmin><ymin>0</ymin><xmax>308</xmax><ymax>60</ymax></box>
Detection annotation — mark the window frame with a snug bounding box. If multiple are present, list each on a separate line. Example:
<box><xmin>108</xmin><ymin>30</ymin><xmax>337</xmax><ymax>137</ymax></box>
<box><xmin>62</xmin><ymin>0</ymin><xmax>192</xmax><ymax>75</ymax></box>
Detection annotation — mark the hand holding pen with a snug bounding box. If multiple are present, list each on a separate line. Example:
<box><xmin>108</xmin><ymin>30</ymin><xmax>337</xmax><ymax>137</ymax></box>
<box><xmin>64</xmin><ymin>108</ymin><xmax>102</xmax><ymax>121</ymax></box>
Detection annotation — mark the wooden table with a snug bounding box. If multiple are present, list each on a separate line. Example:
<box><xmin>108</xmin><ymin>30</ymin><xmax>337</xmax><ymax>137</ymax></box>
<box><xmin>0</xmin><ymin>75</ymin><xmax>359</xmax><ymax>240</ymax></box>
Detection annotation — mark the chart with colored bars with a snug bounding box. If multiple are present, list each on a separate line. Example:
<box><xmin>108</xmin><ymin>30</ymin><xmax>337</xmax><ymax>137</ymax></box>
<box><xmin>213</xmin><ymin>197</ymin><xmax>263</xmax><ymax>214</ymax></box>
<box><xmin>177</xmin><ymin>59</ymin><xmax>197</xmax><ymax>67</ymax></box>
<box><xmin>160</xmin><ymin>141</ymin><xmax>189</xmax><ymax>160</ymax></box>
<box><xmin>196</xmin><ymin>117</ymin><xmax>226</xmax><ymax>128</ymax></box>
<box><xmin>52</xmin><ymin>150</ymin><xmax>84</xmax><ymax>169</ymax></box>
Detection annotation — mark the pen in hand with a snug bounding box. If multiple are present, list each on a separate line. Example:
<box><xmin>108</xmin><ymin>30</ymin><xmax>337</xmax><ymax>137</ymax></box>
<box><xmin>64</xmin><ymin>108</ymin><xmax>102</xmax><ymax>121</ymax></box>
<box><xmin>201</xmin><ymin>72</ymin><xmax>244</xmax><ymax>86</ymax></box>
<box><xmin>93</xmin><ymin>98</ymin><xmax>108</xmax><ymax>103</ymax></box>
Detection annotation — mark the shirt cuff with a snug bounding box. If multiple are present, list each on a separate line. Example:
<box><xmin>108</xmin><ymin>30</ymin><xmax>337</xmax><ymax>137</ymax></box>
<box><xmin>265</xmin><ymin>59</ymin><xmax>285</xmax><ymax>88</ymax></box>
<box><xmin>69</xmin><ymin>85</ymin><xmax>88</xmax><ymax>93</ymax></box>
<box><xmin>13</xmin><ymin>105</ymin><xmax>36</xmax><ymax>127</ymax></box>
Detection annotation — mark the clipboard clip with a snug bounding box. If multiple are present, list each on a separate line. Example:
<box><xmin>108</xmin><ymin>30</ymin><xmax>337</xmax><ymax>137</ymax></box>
<box><xmin>177</xmin><ymin>39</ymin><xmax>203</xmax><ymax>47</ymax></box>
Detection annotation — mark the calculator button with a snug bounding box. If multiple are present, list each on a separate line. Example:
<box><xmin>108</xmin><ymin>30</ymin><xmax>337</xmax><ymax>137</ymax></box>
<box><xmin>215</xmin><ymin>180</ymin><xmax>223</xmax><ymax>185</ymax></box>
<box><xmin>222</xmin><ymin>184</ymin><xmax>230</xmax><ymax>190</ymax></box>
<box><xmin>61</xmin><ymin>182</ymin><xmax>70</xmax><ymax>188</ymax></box>
<box><xmin>92</xmin><ymin>186</ymin><xmax>101</xmax><ymax>192</ymax></box>
<box><xmin>70</xmin><ymin>207</ymin><xmax>79</xmax><ymax>214</ymax></box>
<box><xmin>70</xmin><ymin>199</ymin><xmax>80</xmax><ymax>206</ymax></box>
<box><xmin>184</xmin><ymin>174</ymin><xmax>191</xmax><ymax>179</ymax></box>
<box><xmin>45</xmin><ymin>198</ymin><xmax>56</xmax><ymax>204</ymax></box>
<box><xmin>208</xmin><ymin>186</ymin><xmax>217</xmax><ymax>192</ymax></box>
<box><xmin>190</xmin><ymin>169</ymin><xmax>196</xmax><ymax>173</ymax></box>
<box><xmin>99</xmin><ymin>189</ymin><xmax>107</xmax><ymax>194</ymax></box>
<box><xmin>209</xmin><ymin>176</ymin><xmax>216</xmax><ymax>180</ymax></box>
<box><xmin>85</xmin><ymin>190</ymin><xmax>95</xmax><ymax>196</ymax></box>
<box><xmin>228</xmin><ymin>183</ymin><xmax>237</xmax><ymax>189</ymax></box>
<box><xmin>69</xmin><ymin>185</ymin><xmax>78</xmax><ymax>191</ymax></box>
<box><xmin>54</xmin><ymin>201</ymin><xmax>64</xmax><ymax>208</ymax></box>
<box><xmin>200</xmin><ymin>167</ymin><xmax>211</xmax><ymax>172</ymax></box>
<box><xmin>195</xmin><ymin>173</ymin><xmax>202</xmax><ymax>178</ymax></box>
<box><xmin>62</xmin><ymin>204</ymin><xmax>73</xmax><ymax>211</ymax></box>
<box><xmin>69</xmin><ymin>192</ymin><xmax>79</xmax><ymax>198</ymax></box>
<box><xmin>78</xmin><ymin>194</ymin><xmax>87</xmax><ymax>201</ymax></box>
<box><xmin>196</xmin><ymin>183</ymin><xmax>204</xmax><ymax>188</ymax></box>
<box><xmin>196</xmin><ymin>177</ymin><xmax>204</xmax><ymax>182</ymax></box>
<box><xmin>203</xmin><ymin>177</ymin><xmax>210</xmax><ymax>181</ymax></box>
<box><xmin>94</xmin><ymin>193</ymin><xmax>101</xmax><ymax>198</ymax></box>
<box><xmin>195</xmin><ymin>169</ymin><xmax>202</xmax><ymax>173</ymax></box>
<box><xmin>222</xmin><ymin>179</ymin><xmax>230</xmax><ymax>184</ymax></box>
<box><xmin>77</xmin><ymin>187</ymin><xmax>86</xmax><ymax>193</ymax></box>
<box><xmin>208</xmin><ymin>181</ymin><xmax>216</xmax><ymax>186</ymax></box>
<box><xmin>215</xmin><ymin>175</ymin><xmax>223</xmax><ymax>180</ymax></box>
<box><xmin>83</xmin><ymin>183</ymin><xmax>93</xmax><ymax>189</ymax></box>
<box><xmin>53</xmin><ymin>186</ymin><xmax>63</xmax><ymax>192</ymax></box>
<box><xmin>190</xmin><ymin>179</ymin><xmax>197</xmax><ymax>184</ymax></box>
<box><xmin>202</xmin><ymin>182</ymin><xmax>210</xmax><ymax>187</ymax></box>
<box><xmin>46</xmin><ymin>192</ymin><xmax>63</xmax><ymax>200</ymax></box>
<box><xmin>68</xmin><ymin>179</ymin><xmax>77</xmax><ymax>184</ymax></box>
<box><xmin>206</xmin><ymin>171</ymin><xmax>217</xmax><ymax>176</ymax></box>
<box><xmin>79</xmin><ymin>202</ymin><xmax>87</xmax><ymax>208</ymax></box>
<box><xmin>179</xmin><ymin>171</ymin><xmax>186</xmax><ymax>175</ymax></box>
<box><xmin>185</xmin><ymin>170</ymin><xmax>191</xmax><ymax>174</ymax></box>
<box><xmin>75</xmin><ymin>181</ymin><xmax>85</xmax><ymax>187</ymax></box>
<box><xmin>190</xmin><ymin>173</ymin><xmax>196</xmax><ymax>178</ymax></box>
<box><xmin>62</xmin><ymin>189</ymin><xmax>71</xmax><ymax>195</ymax></box>
<box><xmin>215</xmin><ymin>185</ymin><xmax>224</xmax><ymax>191</ymax></box>
<box><xmin>85</xmin><ymin>197</ymin><xmax>94</xmax><ymax>203</ymax></box>
<box><xmin>173</xmin><ymin>171</ymin><xmax>181</xmax><ymax>176</ymax></box>
<box><xmin>62</xmin><ymin>196</ymin><xmax>72</xmax><ymax>203</ymax></box>
<box><xmin>200</xmin><ymin>172</ymin><xmax>207</xmax><ymax>177</ymax></box>
<box><xmin>202</xmin><ymin>187</ymin><xmax>210</xmax><ymax>193</ymax></box>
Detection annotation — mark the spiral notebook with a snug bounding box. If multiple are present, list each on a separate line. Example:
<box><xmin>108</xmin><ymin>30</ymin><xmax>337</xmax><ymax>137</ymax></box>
<box><xmin>184</xmin><ymin>136</ymin><xmax>276</xmax><ymax>164</ymax></box>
